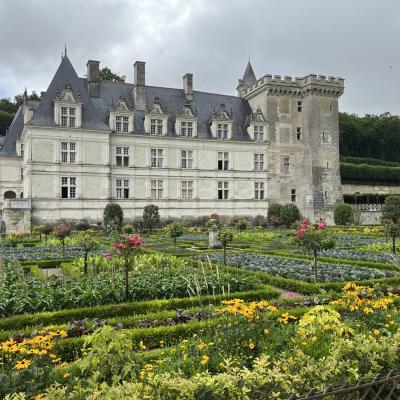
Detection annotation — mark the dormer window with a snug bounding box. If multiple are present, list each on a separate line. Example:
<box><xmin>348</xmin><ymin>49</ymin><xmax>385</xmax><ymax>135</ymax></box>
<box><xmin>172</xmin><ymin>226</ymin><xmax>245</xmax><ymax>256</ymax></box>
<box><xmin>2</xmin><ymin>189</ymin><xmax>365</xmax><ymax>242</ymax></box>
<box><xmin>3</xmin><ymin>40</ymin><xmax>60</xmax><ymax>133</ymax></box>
<box><xmin>150</xmin><ymin>119</ymin><xmax>163</xmax><ymax>135</ymax></box>
<box><xmin>246</xmin><ymin>107</ymin><xmax>268</xmax><ymax>142</ymax></box>
<box><xmin>145</xmin><ymin>97</ymin><xmax>168</xmax><ymax>135</ymax></box>
<box><xmin>210</xmin><ymin>103</ymin><xmax>233</xmax><ymax>140</ymax></box>
<box><xmin>175</xmin><ymin>101</ymin><xmax>198</xmax><ymax>137</ymax></box>
<box><xmin>54</xmin><ymin>83</ymin><xmax>82</xmax><ymax>128</ymax></box>
<box><xmin>109</xmin><ymin>96</ymin><xmax>134</xmax><ymax>133</ymax></box>
<box><xmin>61</xmin><ymin>107</ymin><xmax>76</xmax><ymax>127</ymax></box>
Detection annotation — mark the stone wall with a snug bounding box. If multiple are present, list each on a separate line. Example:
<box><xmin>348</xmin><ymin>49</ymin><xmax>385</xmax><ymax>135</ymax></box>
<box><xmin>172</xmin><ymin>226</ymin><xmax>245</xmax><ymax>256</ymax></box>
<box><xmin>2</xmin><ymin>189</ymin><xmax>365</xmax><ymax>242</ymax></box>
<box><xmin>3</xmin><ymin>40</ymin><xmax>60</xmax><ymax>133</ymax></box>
<box><xmin>1</xmin><ymin>199</ymin><xmax>32</xmax><ymax>233</ymax></box>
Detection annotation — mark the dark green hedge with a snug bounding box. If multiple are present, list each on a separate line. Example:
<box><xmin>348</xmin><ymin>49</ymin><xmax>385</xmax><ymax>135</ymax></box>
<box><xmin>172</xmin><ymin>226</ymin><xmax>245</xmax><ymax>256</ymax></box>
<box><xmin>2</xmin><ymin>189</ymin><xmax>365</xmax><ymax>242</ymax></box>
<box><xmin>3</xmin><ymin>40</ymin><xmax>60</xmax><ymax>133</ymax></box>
<box><xmin>341</xmin><ymin>156</ymin><xmax>400</xmax><ymax>168</ymax></box>
<box><xmin>0</xmin><ymin>286</ymin><xmax>280</xmax><ymax>332</ymax></box>
<box><xmin>340</xmin><ymin>162</ymin><xmax>400</xmax><ymax>184</ymax></box>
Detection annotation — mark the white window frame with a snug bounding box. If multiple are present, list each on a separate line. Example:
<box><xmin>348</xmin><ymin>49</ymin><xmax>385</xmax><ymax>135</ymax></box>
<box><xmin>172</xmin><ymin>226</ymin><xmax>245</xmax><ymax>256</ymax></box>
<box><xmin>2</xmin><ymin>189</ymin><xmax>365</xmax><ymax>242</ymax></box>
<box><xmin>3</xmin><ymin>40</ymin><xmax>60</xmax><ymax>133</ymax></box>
<box><xmin>61</xmin><ymin>142</ymin><xmax>76</xmax><ymax>163</ymax></box>
<box><xmin>150</xmin><ymin>148</ymin><xmax>164</xmax><ymax>168</ymax></box>
<box><xmin>150</xmin><ymin>119</ymin><xmax>163</xmax><ymax>135</ymax></box>
<box><xmin>116</xmin><ymin>146</ymin><xmax>130</xmax><ymax>167</ymax></box>
<box><xmin>283</xmin><ymin>157</ymin><xmax>290</xmax><ymax>174</ymax></box>
<box><xmin>116</xmin><ymin>178</ymin><xmax>130</xmax><ymax>199</ymax></box>
<box><xmin>217</xmin><ymin>181</ymin><xmax>229</xmax><ymax>200</ymax></box>
<box><xmin>217</xmin><ymin>151</ymin><xmax>229</xmax><ymax>170</ymax></box>
<box><xmin>182</xmin><ymin>180</ymin><xmax>193</xmax><ymax>200</ymax></box>
<box><xmin>254</xmin><ymin>153</ymin><xmax>265</xmax><ymax>171</ymax></box>
<box><xmin>150</xmin><ymin>179</ymin><xmax>163</xmax><ymax>199</ymax></box>
<box><xmin>61</xmin><ymin>177</ymin><xmax>76</xmax><ymax>199</ymax></box>
<box><xmin>254</xmin><ymin>125</ymin><xmax>265</xmax><ymax>142</ymax></box>
<box><xmin>116</xmin><ymin>116</ymin><xmax>129</xmax><ymax>133</ymax></box>
<box><xmin>20</xmin><ymin>143</ymin><xmax>24</xmax><ymax>158</ymax></box>
<box><xmin>180</xmin><ymin>121</ymin><xmax>194</xmax><ymax>137</ymax></box>
<box><xmin>254</xmin><ymin>182</ymin><xmax>265</xmax><ymax>200</ymax></box>
<box><xmin>60</xmin><ymin>107</ymin><xmax>76</xmax><ymax>128</ymax></box>
<box><xmin>181</xmin><ymin>150</ymin><xmax>193</xmax><ymax>169</ymax></box>
<box><xmin>217</xmin><ymin>123</ymin><xmax>229</xmax><ymax>140</ymax></box>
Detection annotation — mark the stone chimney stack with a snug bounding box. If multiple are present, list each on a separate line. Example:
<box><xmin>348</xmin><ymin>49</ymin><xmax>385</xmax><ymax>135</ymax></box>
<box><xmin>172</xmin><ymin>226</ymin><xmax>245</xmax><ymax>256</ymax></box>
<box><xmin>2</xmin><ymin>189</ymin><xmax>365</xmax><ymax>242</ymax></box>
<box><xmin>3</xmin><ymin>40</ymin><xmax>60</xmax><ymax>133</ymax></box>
<box><xmin>134</xmin><ymin>61</ymin><xmax>146</xmax><ymax>111</ymax></box>
<box><xmin>87</xmin><ymin>60</ymin><xmax>100</xmax><ymax>97</ymax></box>
<box><xmin>183</xmin><ymin>73</ymin><xmax>193</xmax><ymax>101</ymax></box>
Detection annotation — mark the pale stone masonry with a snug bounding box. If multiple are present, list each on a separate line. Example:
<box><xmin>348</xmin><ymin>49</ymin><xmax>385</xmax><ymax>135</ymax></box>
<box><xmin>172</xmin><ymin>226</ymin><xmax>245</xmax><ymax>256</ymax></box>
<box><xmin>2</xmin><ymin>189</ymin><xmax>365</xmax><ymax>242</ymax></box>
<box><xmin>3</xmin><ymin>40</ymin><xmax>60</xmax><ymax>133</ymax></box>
<box><xmin>0</xmin><ymin>53</ymin><xmax>344</xmax><ymax>232</ymax></box>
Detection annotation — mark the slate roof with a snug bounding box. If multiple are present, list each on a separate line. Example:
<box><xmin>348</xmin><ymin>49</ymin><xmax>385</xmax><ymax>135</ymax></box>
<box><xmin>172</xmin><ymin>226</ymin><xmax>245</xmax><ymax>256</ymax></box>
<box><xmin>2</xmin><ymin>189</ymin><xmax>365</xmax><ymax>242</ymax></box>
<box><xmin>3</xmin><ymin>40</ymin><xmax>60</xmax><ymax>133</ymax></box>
<box><xmin>242</xmin><ymin>61</ymin><xmax>257</xmax><ymax>87</ymax></box>
<box><xmin>0</xmin><ymin>56</ymin><xmax>255</xmax><ymax>157</ymax></box>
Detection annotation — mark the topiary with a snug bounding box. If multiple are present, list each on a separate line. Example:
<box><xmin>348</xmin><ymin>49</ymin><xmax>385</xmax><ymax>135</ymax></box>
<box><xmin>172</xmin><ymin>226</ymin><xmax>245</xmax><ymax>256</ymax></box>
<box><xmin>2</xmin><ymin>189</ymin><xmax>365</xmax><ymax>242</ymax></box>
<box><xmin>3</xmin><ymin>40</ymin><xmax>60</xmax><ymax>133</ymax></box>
<box><xmin>143</xmin><ymin>205</ymin><xmax>160</xmax><ymax>233</ymax></box>
<box><xmin>103</xmin><ymin>203</ymin><xmax>124</xmax><ymax>232</ymax></box>
<box><xmin>267</xmin><ymin>203</ymin><xmax>283</xmax><ymax>227</ymax></box>
<box><xmin>280</xmin><ymin>204</ymin><xmax>300</xmax><ymax>228</ymax></box>
<box><xmin>334</xmin><ymin>204</ymin><xmax>355</xmax><ymax>226</ymax></box>
<box><xmin>166</xmin><ymin>222</ymin><xmax>185</xmax><ymax>248</ymax></box>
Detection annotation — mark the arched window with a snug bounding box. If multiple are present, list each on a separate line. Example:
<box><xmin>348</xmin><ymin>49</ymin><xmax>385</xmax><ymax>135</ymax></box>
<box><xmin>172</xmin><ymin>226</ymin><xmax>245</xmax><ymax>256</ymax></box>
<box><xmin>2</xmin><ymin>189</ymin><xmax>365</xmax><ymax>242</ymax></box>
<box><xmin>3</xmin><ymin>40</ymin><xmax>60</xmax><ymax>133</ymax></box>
<box><xmin>4</xmin><ymin>191</ymin><xmax>17</xmax><ymax>199</ymax></box>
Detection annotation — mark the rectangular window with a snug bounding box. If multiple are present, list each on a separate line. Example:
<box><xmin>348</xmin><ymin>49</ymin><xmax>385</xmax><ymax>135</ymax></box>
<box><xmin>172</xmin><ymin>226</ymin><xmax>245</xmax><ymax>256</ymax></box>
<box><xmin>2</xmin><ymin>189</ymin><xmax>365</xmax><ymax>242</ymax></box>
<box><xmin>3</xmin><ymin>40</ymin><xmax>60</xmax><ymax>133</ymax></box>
<box><xmin>20</xmin><ymin>168</ymin><xmax>23</xmax><ymax>181</ymax></box>
<box><xmin>150</xmin><ymin>179</ymin><xmax>163</xmax><ymax>199</ymax></box>
<box><xmin>116</xmin><ymin>116</ymin><xmax>129</xmax><ymax>133</ymax></box>
<box><xmin>180</xmin><ymin>121</ymin><xmax>193</xmax><ymax>137</ymax></box>
<box><xmin>182</xmin><ymin>180</ymin><xmax>193</xmax><ymax>200</ymax></box>
<box><xmin>150</xmin><ymin>148</ymin><xmax>163</xmax><ymax>168</ymax></box>
<box><xmin>181</xmin><ymin>150</ymin><xmax>193</xmax><ymax>169</ymax></box>
<box><xmin>150</xmin><ymin>119</ymin><xmax>163</xmax><ymax>135</ymax></box>
<box><xmin>254</xmin><ymin>126</ymin><xmax>264</xmax><ymax>142</ymax></box>
<box><xmin>297</xmin><ymin>101</ymin><xmax>302</xmax><ymax>112</ymax></box>
<box><xmin>254</xmin><ymin>182</ymin><xmax>265</xmax><ymax>200</ymax></box>
<box><xmin>116</xmin><ymin>179</ymin><xmax>129</xmax><ymax>199</ymax></box>
<box><xmin>217</xmin><ymin>151</ymin><xmax>229</xmax><ymax>170</ymax></box>
<box><xmin>116</xmin><ymin>146</ymin><xmax>129</xmax><ymax>167</ymax></box>
<box><xmin>217</xmin><ymin>123</ymin><xmax>228</xmax><ymax>139</ymax></box>
<box><xmin>283</xmin><ymin>157</ymin><xmax>290</xmax><ymax>174</ymax></box>
<box><xmin>296</xmin><ymin>127</ymin><xmax>302</xmax><ymax>140</ymax></box>
<box><xmin>254</xmin><ymin>153</ymin><xmax>265</xmax><ymax>171</ymax></box>
<box><xmin>60</xmin><ymin>107</ymin><xmax>76</xmax><ymax>127</ymax></box>
<box><xmin>61</xmin><ymin>142</ymin><xmax>76</xmax><ymax>163</ymax></box>
<box><xmin>291</xmin><ymin>189</ymin><xmax>296</xmax><ymax>202</ymax></box>
<box><xmin>61</xmin><ymin>177</ymin><xmax>76</xmax><ymax>199</ymax></box>
<box><xmin>217</xmin><ymin>181</ymin><xmax>229</xmax><ymax>200</ymax></box>
<box><xmin>20</xmin><ymin>143</ymin><xmax>24</xmax><ymax>158</ymax></box>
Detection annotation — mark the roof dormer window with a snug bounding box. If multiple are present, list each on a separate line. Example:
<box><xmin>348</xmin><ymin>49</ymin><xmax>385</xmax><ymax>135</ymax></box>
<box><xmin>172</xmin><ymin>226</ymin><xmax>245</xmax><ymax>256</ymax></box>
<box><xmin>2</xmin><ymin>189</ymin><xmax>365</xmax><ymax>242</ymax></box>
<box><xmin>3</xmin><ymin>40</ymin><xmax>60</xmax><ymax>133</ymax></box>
<box><xmin>54</xmin><ymin>83</ymin><xmax>82</xmax><ymax>128</ymax></box>
<box><xmin>175</xmin><ymin>101</ymin><xmax>198</xmax><ymax>137</ymax></box>
<box><xmin>109</xmin><ymin>96</ymin><xmax>134</xmax><ymax>133</ymax></box>
<box><xmin>145</xmin><ymin>97</ymin><xmax>168</xmax><ymax>135</ymax></box>
<box><xmin>246</xmin><ymin>107</ymin><xmax>268</xmax><ymax>142</ymax></box>
<box><xmin>210</xmin><ymin>103</ymin><xmax>233</xmax><ymax>140</ymax></box>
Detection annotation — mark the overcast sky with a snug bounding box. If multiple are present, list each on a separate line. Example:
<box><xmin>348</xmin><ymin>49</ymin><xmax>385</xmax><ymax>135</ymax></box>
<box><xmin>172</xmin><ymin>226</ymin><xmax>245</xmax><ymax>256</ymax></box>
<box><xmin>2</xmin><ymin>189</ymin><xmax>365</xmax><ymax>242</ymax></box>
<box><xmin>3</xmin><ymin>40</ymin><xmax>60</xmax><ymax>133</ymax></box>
<box><xmin>0</xmin><ymin>0</ymin><xmax>398</xmax><ymax>115</ymax></box>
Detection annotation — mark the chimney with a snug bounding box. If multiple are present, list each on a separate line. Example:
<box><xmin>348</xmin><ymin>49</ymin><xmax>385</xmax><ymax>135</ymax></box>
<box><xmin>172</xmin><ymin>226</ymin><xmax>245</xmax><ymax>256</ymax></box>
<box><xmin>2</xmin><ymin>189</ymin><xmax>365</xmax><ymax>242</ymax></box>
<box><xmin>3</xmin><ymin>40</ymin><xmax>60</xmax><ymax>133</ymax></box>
<box><xmin>183</xmin><ymin>73</ymin><xmax>193</xmax><ymax>100</ymax></box>
<box><xmin>134</xmin><ymin>61</ymin><xmax>146</xmax><ymax>111</ymax></box>
<box><xmin>87</xmin><ymin>60</ymin><xmax>100</xmax><ymax>97</ymax></box>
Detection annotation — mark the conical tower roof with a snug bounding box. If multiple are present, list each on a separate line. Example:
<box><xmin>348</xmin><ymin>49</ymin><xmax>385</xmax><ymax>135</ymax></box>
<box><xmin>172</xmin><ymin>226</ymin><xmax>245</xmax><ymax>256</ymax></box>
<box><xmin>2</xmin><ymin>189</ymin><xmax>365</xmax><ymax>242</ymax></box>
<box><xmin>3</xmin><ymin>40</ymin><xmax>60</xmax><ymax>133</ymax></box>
<box><xmin>242</xmin><ymin>61</ymin><xmax>257</xmax><ymax>87</ymax></box>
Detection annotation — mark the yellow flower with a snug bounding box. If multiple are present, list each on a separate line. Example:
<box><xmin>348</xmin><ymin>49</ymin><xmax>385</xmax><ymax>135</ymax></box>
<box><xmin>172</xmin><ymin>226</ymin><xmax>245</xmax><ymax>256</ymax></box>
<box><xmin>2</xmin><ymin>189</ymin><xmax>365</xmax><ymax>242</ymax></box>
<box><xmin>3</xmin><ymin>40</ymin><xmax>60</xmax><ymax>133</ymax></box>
<box><xmin>139</xmin><ymin>340</ymin><xmax>147</xmax><ymax>350</ymax></box>
<box><xmin>249</xmin><ymin>341</ymin><xmax>255</xmax><ymax>349</ymax></box>
<box><xmin>34</xmin><ymin>394</ymin><xmax>44</xmax><ymax>400</ymax></box>
<box><xmin>373</xmin><ymin>329</ymin><xmax>380</xmax><ymax>336</ymax></box>
<box><xmin>200</xmin><ymin>355</ymin><xmax>209</xmax><ymax>365</ymax></box>
<box><xmin>263</xmin><ymin>328</ymin><xmax>269</xmax><ymax>335</ymax></box>
<box><xmin>60</xmin><ymin>362</ymin><xmax>68</xmax><ymax>368</ymax></box>
<box><xmin>63</xmin><ymin>372</ymin><xmax>70</xmax><ymax>378</ymax></box>
<box><xmin>311</xmin><ymin>336</ymin><xmax>317</xmax><ymax>343</ymax></box>
<box><xmin>14</xmin><ymin>359</ymin><xmax>32</xmax><ymax>370</ymax></box>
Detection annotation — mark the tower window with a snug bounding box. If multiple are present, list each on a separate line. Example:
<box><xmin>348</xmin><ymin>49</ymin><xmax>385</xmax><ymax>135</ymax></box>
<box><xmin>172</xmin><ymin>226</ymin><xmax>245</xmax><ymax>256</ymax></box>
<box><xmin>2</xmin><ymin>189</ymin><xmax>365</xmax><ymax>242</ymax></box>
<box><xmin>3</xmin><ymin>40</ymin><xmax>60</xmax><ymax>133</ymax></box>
<box><xmin>296</xmin><ymin>127</ymin><xmax>302</xmax><ymax>140</ymax></box>
<box><xmin>297</xmin><ymin>101</ymin><xmax>302</xmax><ymax>112</ymax></box>
<box><xmin>291</xmin><ymin>189</ymin><xmax>296</xmax><ymax>202</ymax></box>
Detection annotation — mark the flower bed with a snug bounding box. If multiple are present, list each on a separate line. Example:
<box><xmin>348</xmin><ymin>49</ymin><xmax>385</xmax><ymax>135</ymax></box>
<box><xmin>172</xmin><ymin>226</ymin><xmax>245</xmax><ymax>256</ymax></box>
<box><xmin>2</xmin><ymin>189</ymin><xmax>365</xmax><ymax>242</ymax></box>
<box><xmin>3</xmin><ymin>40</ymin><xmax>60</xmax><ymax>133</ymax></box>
<box><xmin>334</xmin><ymin>235</ymin><xmax>386</xmax><ymax>248</ymax></box>
<box><xmin>199</xmin><ymin>252</ymin><xmax>396</xmax><ymax>282</ymax></box>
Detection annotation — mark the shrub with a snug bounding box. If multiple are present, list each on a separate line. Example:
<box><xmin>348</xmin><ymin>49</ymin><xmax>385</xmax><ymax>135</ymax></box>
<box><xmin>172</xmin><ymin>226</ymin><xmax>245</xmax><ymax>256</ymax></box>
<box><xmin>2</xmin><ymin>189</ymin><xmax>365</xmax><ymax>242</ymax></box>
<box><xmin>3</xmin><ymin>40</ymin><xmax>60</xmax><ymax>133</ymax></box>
<box><xmin>236</xmin><ymin>219</ymin><xmax>248</xmax><ymax>231</ymax></box>
<box><xmin>382</xmin><ymin>195</ymin><xmax>400</xmax><ymax>223</ymax></box>
<box><xmin>267</xmin><ymin>203</ymin><xmax>283</xmax><ymax>227</ymax></box>
<box><xmin>122</xmin><ymin>224</ymin><xmax>134</xmax><ymax>234</ymax></box>
<box><xmin>217</xmin><ymin>228</ymin><xmax>234</xmax><ymax>265</ymax></box>
<box><xmin>280</xmin><ymin>204</ymin><xmax>300</xmax><ymax>228</ymax></box>
<box><xmin>340</xmin><ymin>162</ymin><xmax>400</xmax><ymax>184</ymax></box>
<box><xmin>103</xmin><ymin>203</ymin><xmax>124</xmax><ymax>232</ymax></box>
<box><xmin>52</xmin><ymin>224</ymin><xmax>72</xmax><ymax>255</ymax></box>
<box><xmin>334</xmin><ymin>204</ymin><xmax>354</xmax><ymax>226</ymax></box>
<box><xmin>143</xmin><ymin>205</ymin><xmax>160</xmax><ymax>232</ymax></box>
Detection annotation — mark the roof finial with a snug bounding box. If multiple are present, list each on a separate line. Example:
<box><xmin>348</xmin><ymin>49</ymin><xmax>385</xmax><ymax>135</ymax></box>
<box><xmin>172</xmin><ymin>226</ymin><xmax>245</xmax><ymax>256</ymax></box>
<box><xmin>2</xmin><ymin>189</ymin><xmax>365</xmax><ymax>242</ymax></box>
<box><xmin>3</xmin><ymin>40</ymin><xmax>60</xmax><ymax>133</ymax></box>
<box><xmin>64</xmin><ymin>43</ymin><xmax>67</xmax><ymax>57</ymax></box>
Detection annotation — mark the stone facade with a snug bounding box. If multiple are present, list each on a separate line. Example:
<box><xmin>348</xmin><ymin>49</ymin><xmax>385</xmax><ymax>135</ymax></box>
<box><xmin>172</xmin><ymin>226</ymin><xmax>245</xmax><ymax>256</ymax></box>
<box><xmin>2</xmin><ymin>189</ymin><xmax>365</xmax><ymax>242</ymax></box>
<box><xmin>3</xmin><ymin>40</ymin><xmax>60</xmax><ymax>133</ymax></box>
<box><xmin>0</xmin><ymin>54</ymin><xmax>345</xmax><ymax>232</ymax></box>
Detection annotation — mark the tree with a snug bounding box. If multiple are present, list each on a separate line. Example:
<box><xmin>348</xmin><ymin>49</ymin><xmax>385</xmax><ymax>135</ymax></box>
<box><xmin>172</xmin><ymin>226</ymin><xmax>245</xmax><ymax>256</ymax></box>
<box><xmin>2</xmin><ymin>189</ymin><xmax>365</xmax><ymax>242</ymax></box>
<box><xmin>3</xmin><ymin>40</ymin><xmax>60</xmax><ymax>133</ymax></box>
<box><xmin>388</xmin><ymin>223</ymin><xmax>400</xmax><ymax>255</ymax></box>
<box><xmin>32</xmin><ymin>225</ymin><xmax>46</xmax><ymax>241</ymax></box>
<box><xmin>280</xmin><ymin>204</ymin><xmax>300</xmax><ymax>228</ymax></box>
<box><xmin>382</xmin><ymin>195</ymin><xmax>400</xmax><ymax>223</ymax></box>
<box><xmin>166</xmin><ymin>222</ymin><xmax>185</xmax><ymax>248</ymax></box>
<box><xmin>296</xmin><ymin>220</ymin><xmax>335</xmax><ymax>283</ymax></box>
<box><xmin>143</xmin><ymin>205</ymin><xmax>160</xmax><ymax>232</ymax></box>
<box><xmin>267</xmin><ymin>203</ymin><xmax>283</xmax><ymax>228</ymax></box>
<box><xmin>99</xmin><ymin>67</ymin><xmax>124</xmax><ymax>82</ymax></box>
<box><xmin>72</xmin><ymin>230</ymin><xmax>101</xmax><ymax>274</ymax></box>
<box><xmin>104</xmin><ymin>203</ymin><xmax>124</xmax><ymax>232</ymax></box>
<box><xmin>52</xmin><ymin>223</ymin><xmax>72</xmax><ymax>256</ymax></box>
<box><xmin>334</xmin><ymin>204</ymin><xmax>354</xmax><ymax>226</ymax></box>
<box><xmin>107</xmin><ymin>235</ymin><xmax>142</xmax><ymax>300</ymax></box>
<box><xmin>0</xmin><ymin>110</ymin><xmax>14</xmax><ymax>136</ymax></box>
<box><xmin>217</xmin><ymin>228</ymin><xmax>234</xmax><ymax>265</ymax></box>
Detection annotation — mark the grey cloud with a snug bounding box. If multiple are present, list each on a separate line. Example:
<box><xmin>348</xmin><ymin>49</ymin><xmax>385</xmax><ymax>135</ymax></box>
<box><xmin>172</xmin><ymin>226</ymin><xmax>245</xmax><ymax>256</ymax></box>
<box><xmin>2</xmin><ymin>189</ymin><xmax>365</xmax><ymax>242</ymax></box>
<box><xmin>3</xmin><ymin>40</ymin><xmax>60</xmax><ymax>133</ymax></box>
<box><xmin>0</xmin><ymin>0</ymin><xmax>399</xmax><ymax>115</ymax></box>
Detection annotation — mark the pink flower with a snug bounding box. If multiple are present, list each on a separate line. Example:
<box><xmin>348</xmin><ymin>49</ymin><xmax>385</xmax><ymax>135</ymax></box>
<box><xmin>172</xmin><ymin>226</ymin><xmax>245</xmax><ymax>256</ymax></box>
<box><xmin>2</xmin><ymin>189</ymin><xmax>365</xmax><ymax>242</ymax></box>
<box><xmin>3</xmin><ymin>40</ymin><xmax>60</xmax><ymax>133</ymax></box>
<box><xmin>297</xmin><ymin>230</ymin><xmax>303</xmax><ymax>238</ymax></box>
<box><xmin>104</xmin><ymin>251</ymin><xmax>113</xmax><ymax>260</ymax></box>
<box><xmin>318</xmin><ymin>222</ymin><xmax>326</xmax><ymax>230</ymax></box>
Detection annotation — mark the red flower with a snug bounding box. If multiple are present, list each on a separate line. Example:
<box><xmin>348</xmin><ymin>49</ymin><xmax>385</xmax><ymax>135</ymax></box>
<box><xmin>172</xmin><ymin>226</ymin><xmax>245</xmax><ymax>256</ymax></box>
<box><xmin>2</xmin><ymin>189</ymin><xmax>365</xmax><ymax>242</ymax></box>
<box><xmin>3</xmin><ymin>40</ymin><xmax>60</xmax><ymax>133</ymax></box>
<box><xmin>297</xmin><ymin>230</ymin><xmax>303</xmax><ymax>238</ymax></box>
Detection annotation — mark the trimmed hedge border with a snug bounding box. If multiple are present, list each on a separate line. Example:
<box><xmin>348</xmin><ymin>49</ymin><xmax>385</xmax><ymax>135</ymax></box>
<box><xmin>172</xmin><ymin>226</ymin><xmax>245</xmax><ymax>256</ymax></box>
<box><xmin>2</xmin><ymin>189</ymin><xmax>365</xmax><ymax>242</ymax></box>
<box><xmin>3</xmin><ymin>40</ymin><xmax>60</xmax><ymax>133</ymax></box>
<box><xmin>0</xmin><ymin>286</ymin><xmax>280</xmax><ymax>332</ymax></box>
